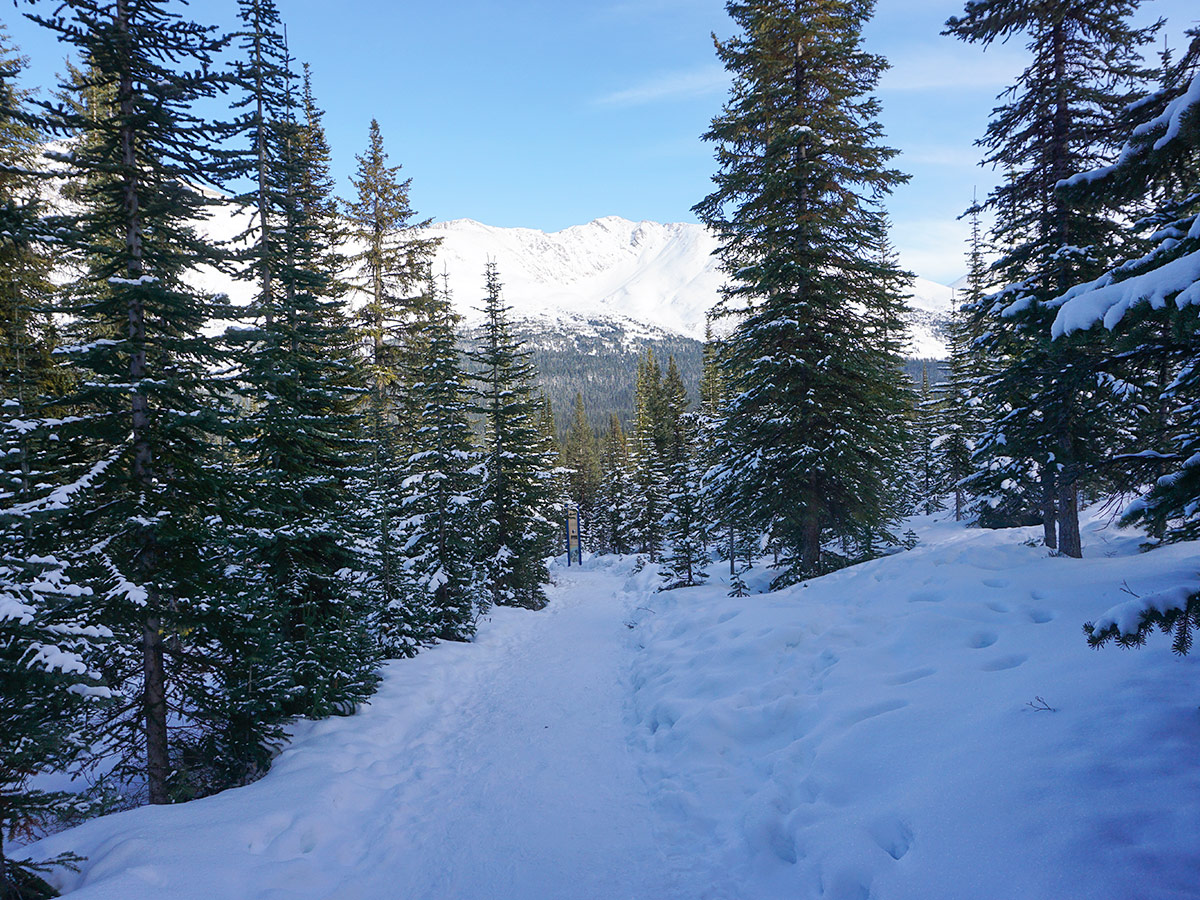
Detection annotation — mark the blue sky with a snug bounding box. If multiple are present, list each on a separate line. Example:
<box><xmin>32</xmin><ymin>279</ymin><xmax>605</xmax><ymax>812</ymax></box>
<box><xmin>4</xmin><ymin>0</ymin><xmax>1197</xmax><ymax>283</ymax></box>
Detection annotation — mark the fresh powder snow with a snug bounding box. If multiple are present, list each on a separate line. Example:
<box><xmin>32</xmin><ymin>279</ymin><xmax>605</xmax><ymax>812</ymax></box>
<box><xmin>26</xmin><ymin>510</ymin><xmax>1200</xmax><ymax>899</ymax></box>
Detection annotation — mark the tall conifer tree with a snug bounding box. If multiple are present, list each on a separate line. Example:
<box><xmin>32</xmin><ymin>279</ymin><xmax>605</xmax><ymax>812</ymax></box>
<box><xmin>0</xmin><ymin>29</ymin><xmax>112</xmax><ymax>894</ymax></box>
<box><xmin>342</xmin><ymin>119</ymin><xmax>438</xmax><ymax>654</ymax></box>
<box><xmin>1055</xmin><ymin>36</ymin><xmax>1200</xmax><ymax>652</ymax></box>
<box><xmin>27</xmin><ymin>0</ymin><xmax>243</xmax><ymax>805</ymax></box>
<box><xmin>469</xmin><ymin>263</ymin><xmax>559</xmax><ymax>609</ymax></box>
<box><xmin>945</xmin><ymin>0</ymin><xmax>1159</xmax><ymax>556</ymax></box>
<box><xmin>397</xmin><ymin>270</ymin><xmax>484</xmax><ymax>641</ymax></box>
<box><xmin>595</xmin><ymin>415</ymin><xmax>636</xmax><ymax>555</ymax></box>
<box><xmin>695</xmin><ymin>0</ymin><xmax>911</xmax><ymax>583</ymax></box>
<box><xmin>223</xmin><ymin>4</ymin><xmax>377</xmax><ymax>782</ymax></box>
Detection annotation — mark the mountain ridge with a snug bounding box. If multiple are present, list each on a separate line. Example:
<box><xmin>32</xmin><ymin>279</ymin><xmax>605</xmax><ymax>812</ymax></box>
<box><xmin>426</xmin><ymin>215</ymin><xmax>958</xmax><ymax>357</ymax></box>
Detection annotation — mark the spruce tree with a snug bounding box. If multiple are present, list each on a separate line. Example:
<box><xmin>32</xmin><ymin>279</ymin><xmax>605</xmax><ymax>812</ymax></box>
<box><xmin>342</xmin><ymin>119</ymin><xmax>438</xmax><ymax>654</ymax></box>
<box><xmin>469</xmin><ymin>263</ymin><xmax>559</xmax><ymax>609</ymax></box>
<box><xmin>695</xmin><ymin>0</ymin><xmax>912</xmax><ymax>583</ymax></box>
<box><xmin>945</xmin><ymin>0</ymin><xmax>1160</xmax><ymax>556</ymax></box>
<box><xmin>397</xmin><ymin>270</ymin><xmax>484</xmax><ymax>641</ymax></box>
<box><xmin>1052</xmin><ymin>34</ymin><xmax>1200</xmax><ymax>652</ymax></box>
<box><xmin>561</xmin><ymin>392</ymin><xmax>601</xmax><ymax>542</ymax></box>
<box><xmin>0</xmin><ymin>29</ymin><xmax>112</xmax><ymax>895</ymax></box>
<box><xmin>223</xmin><ymin>5</ymin><xmax>377</xmax><ymax>782</ymax></box>
<box><xmin>935</xmin><ymin>206</ymin><xmax>989</xmax><ymax>522</ymax></box>
<box><xmin>630</xmin><ymin>349</ymin><xmax>667</xmax><ymax>561</ymax></box>
<box><xmin>913</xmin><ymin>363</ymin><xmax>946</xmax><ymax>515</ymax></box>
<box><xmin>661</xmin><ymin>409</ymin><xmax>709</xmax><ymax>589</ymax></box>
<box><xmin>595</xmin><ymin>415</ymin><xmax>636</xmax><ymax>555</ymax></box>
<box><xmin>27</xmin><ymin>0</ymin><xmax>244</xmax><ymax>806</ymax></box>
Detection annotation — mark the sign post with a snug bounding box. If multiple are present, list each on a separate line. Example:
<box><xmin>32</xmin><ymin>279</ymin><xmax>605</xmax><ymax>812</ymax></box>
<box><xmin>566</xmin><ymin>507</ymin><xmax>581</xmax><ymax>566</ymax></box>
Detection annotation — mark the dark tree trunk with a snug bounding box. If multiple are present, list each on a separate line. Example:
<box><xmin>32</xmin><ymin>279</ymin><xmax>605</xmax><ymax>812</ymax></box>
<box><xmin>1041</xmin><ymin>472</ymin><xmax>1058</xmax><ymax>551</ymax></box>
<box><xmin>801</xmin><ymin>508</ymin><xmax>820</xmax><ymax>575</ymax></box>
<box><xmin>117</xmin><ymin>0</ymin><xmax>169</xmax><ymax>805</ymax></box>
<box><xmin>1057</xmin><ymin>478</ymin><xmax>1082</xmax><ymax>558</ymax></box>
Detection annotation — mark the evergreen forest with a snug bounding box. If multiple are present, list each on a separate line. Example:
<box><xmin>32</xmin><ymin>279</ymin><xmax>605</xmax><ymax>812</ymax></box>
<box><xmin>2</xmin><ymin>0</ymin><xmax>1198</xmax><ymax>896</ymax></box>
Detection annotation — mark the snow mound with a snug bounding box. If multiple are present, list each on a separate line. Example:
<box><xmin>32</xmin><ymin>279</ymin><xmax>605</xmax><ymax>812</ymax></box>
<box><xmin>27</xmin><ymin>513</ymin><xmax>1194</xmax><ymax>898</ymax></box>
<box><xmin>622</xmin><ymin>513</ymin><xmax>1200</xmax><ymax>899</ymax></box>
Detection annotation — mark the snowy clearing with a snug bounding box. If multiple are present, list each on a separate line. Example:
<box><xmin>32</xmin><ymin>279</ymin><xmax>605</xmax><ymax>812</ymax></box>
<box><xmin>28</xmin><ymin>511</ymin><xmax>1200</xmax><ymax>899</ymax></box>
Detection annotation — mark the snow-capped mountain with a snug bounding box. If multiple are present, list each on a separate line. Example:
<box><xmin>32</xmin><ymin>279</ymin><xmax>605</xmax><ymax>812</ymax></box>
<box><xmin>428</xmin><ymin>216</ymin><xmax>957</xmax><ymax>358</ymax></box>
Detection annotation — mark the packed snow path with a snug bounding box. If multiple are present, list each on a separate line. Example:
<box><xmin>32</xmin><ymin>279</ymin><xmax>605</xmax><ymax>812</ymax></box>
<box><xmin>31</xmin><ymin>514</ymin><xmax>1200</xmax><ymax>899</ymax></box>
<box><xmin>33</xmin><ymin>565</ymin><xmax>712</xmax><ymax>900</ymax></box>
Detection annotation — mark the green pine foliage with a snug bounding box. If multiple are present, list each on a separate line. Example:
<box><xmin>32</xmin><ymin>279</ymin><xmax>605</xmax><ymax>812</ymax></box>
<box><xmin>945</xmin><ymin>0</ymin><xmax>1160</xmax><ymax>557</ymax></box>
<box><xmin>595</xmin><ymin>415</ymin><xmax>636</xmax><ymax>555</ymax></box>
<box><xmin>912</xmin><ymin>363</ymin><xmax>946</xmax><ymax>516</ymax></box>
<box><xmin>561</xmin><ymin>392</ymin><xmax>601</xmax><ymax>543</ymax></box>
<box><xmin>28</xmin><ymin>0</ymin><xmax>248</xmax><ymax>806</ymax></box>
<box><xmin>934</xmin><ymin>208</ymin><xmax>988</xmax><ymax>522</ymax></box>
<box><xmin>342</xmin><ymin>119</ymin><xmax>439</xmax><ymax>656</ymax></box>
<box><xmin>222</xmin><ymin>1</ymin><xmax>378</xmax><ymax>785</ymax></box>
<box><xmin>1057</xmin><ymin>33</ymin><xmax>1200</xmax><ymax>652</ymax></box>
<box><xmin>397</xmin><ymin>271</ymin><xmax>485</xmax><ymax>641</ymax></box>
<box><xmin>469</xmin><ymin>263</ymin><xmax>560</xmax><ymax>609</ymax></box>
<box><xmin>661</xmin><ymin>409</ymin><xmax>709</xmax><ymax>589</ymax></box>
<box><xmin>695</xmin><ymin>0</ymin><xmax>912</xmax><ymax>583</ymax></box>
<box><xmin>0</xmin><ymin>30</ymin><xmax>110</xmax><ymax>895</ymax></box>
<box><xmin>630</xmin><ymin>349</ymin><xmax>668</xmax><ymax>561</ymax></box>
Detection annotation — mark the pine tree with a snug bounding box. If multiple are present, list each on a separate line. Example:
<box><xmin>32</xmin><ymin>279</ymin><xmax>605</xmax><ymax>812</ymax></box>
<box><xmin>397</xmin><ymin>270</ymin><xmax>485</xmax><ymax>641</ymax></box>
<box><xmin>561</xmin><ymin>392</ymin><xmax>601</xmax><ymax>543</ymax></box>
<box><xmin>595</xmin><ymin>415</ymin><xmax>636</xmax><ymax>555</ymax></box>
<box><xmin>630</xmin><ymin>349</ymin><xmax>667</xmax><ymax>561</ymax></box>
<box><xmin>221</xmin><ymin>4</ymin><xmax>377</xmax><ymax>784</ymax></box>
<box><xmin>661</xmin><ymin>409</ymin><xmax>709</xmax><ymax>589</ymax></box>
<box><xmin>934</xmin><ymin>205</ymin><xmax>989</xmax><ymax>522</ymax></box>
<box><xmin>27</xmin><ymin>0</ymin><xmax>246</xmax><ymax>806</ymax></box>
<box><xmin>469</xmin><ymin>263</ymin><xmax>559</xmax><ymax>609</ymax></box>
<box><xmin>913</xmin><ymin>363</ymin><xmax>946</xmax><ymax>515</ymax></box>
<box><xmin>695</xmin><ymin>0</ymin><xmax>912</xmax><ymax>583</ymax></box>
<box><xmin>0</xmin><ymin>29</ymin><xmax>112</xmax><ymax>895</ymax></box>
<box><xmin>342</xmin><ymin>119</ymin><xmax>438</xmax><ymax>654</ymax></box>
<box><xmin>945</xmin><ymin>0</ymin><xmax>1160</xmax><ymax>557</ymax></box>
<box><xmin>1051</xmin><ymin>33</ymin><xmax>1200</xmax><ymax>652</ymax></box>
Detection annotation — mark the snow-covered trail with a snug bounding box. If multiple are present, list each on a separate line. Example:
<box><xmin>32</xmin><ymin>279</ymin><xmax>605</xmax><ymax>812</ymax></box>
<box><xmin>31</xmin><ymin>513</ymin><xmax>1200</xmax><ymax>899</ymax></box>
<box><xmin>32</xmin><ymin>563</ymin><xmax>708</xmax><ymax>900</ymax></box>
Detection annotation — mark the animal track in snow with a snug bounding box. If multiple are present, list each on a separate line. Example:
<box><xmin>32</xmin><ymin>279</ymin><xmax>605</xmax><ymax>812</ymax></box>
<box><xmin>967</xmin><ymin>631</ymin><xmax>998</xmax><ymax>649</ymax></box>
<box><xmin>982</xmin><ymin>577</ymin><xmax>1010</xmax><ymax>589</ymax></box>
<box><xmin>841</xmin><ymin>698</ymin><xmax>909</xmax><ymax>727</ymax></box>
<box><xmin>868</xmin><ymin>816</ymin><xmax>914</xmax><ymax>860</ymax></box>
<box><xmin>981</xmin><ymin>653</ymin><xmax>1028</xmax><ymax>672</ymax></box>
<box><xmin>907</xmin><ymin>589</ymin><xmax>944</xmax><ymax>603</ymax></box>
<box><xmin>886</xmin><ymin>666</ymin><xmax>936</xmax><ymax>686</ymax></box>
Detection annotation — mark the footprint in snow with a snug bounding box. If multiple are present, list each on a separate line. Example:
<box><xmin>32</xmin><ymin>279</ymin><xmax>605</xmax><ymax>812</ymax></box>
<box><xmin>967</xmin><ymin>631</ymin><xmax>998</xmax><ymax>649</ymax></box>
<box><xmin>886</xmin><ymin>666</ymin><xmax>936</xmax><ymax>686</ymax></box>
<box><xmin>868</xmin><ymin>816</ymin><xmax>915</xmax><ymax>861</ymax></box>
<box><xmin>1026</xmin><ymin>608</ymin><xmax>1055</xmax><ymax>624</ymax></box>
<box><xmin>841</xmin><ymin>698</ymin><xmax>909</xmax><ymax>727</ymax></box>
<box><xmin>907</xmin><ymin>589</ymin><xmax>944</xmax><ymax>603</ymax></box>
<box><xmin>983</xmin><ymin>577</ymin><xmax>1010</xmax><ymax>589</ymax></box>
<box><xmin>981</xmin><ymin>653</ymin><xmax>1028</xmax><ymax>671</ymax></box>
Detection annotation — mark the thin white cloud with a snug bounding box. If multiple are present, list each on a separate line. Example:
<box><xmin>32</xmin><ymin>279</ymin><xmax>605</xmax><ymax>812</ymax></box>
<box><xmin>596</xmin><ymin>66</ymin><xmax>729</xmax><ymax>107</ymax></box>
<box><xmin>900</xmin><ymin>145</ymin><xmax>983</xmax><ymax>168</ymax></box>
<box><xmin>894</xmin><ymin>218</ymin><xmax>976</xmax><ymax>285</ymax></box>
<box><xmin>881</xmin><ymin>45</ymin><xmax>1025</xmax><ymax>92</ymax></box>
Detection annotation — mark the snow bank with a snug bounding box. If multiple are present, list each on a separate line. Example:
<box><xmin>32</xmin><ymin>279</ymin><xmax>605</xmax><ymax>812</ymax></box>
<box><xmin>624</xmin><ymin>513</ymin><xmax>1200</xmax><ymax>899</ymax></box>
<box><xmin>25</xmin><ymin>513</ymin><xmax>1200</xmax><ymax>899</ymax></box>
